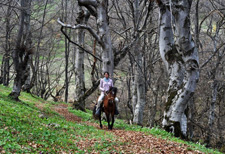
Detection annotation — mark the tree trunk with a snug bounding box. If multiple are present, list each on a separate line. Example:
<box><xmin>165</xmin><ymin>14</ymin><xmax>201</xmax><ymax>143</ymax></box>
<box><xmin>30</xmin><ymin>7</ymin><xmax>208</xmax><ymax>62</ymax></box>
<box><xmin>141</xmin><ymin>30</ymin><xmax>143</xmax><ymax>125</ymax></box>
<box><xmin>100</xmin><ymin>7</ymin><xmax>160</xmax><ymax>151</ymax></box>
<box><xmin>1</xmin><ymin>54</ymin><xmax>10</xmax><ymax>86</ymax></box>
<box><xmin>132</xmin><ymin>0</ymin><xmax>146</xmax><ymax>125</ymax></box>
<box><xmin>96</xmin><ymin>0</ymin><xmax>114</xmax><ymax>76</ymax></box>
<box><xmin>158</xmin><ymin>0</ymin><xmax>199</xmax><ymax>138</ymax></box>
<box><xmin>133</xmin><ymin>51</ymin><xmax>146</xmax><ymax>125</ymax></box>
<box><xmin>206</xmin><ymin>80</ymin><xmax>218</xmax><ymax>146</ymax></box>
<box><xmin>74</xmin><ymin>7</ymin><xmax>89</xmax><ymax>111</ymax></box>
<box><xmin>9</xmin><ymin>0</ymin><xmax>32</xmax><ymax>100</ymax></box>
<box><xmin>64</xmin><ymin>0</ymin><xmax>69</xmax><ymax>103</ymax></box>
<box><xmin>205</xmin><ymin>16</ymin><xmax>223</xmax><ymax>146</ymax></box>
<box><xmin>1</xmin><ymin>1</ymin><xmax>12</xmax><ymax>86</ymax></box>
<box><xmin>22</xmin><ymin>60</ymin><xmax>31</xmax><ymax>92</ymax></box>
<box><xmin>126</xmin><ymin>73</ymin><xmax>133</xmax><ymax>117</ymax></box>
<box><xmin>131</xmin><ymin>67</ymin><xmax>137</xmax><ymax>119</ymax></box>
<box><xmin>187</xmin><ymin>96</ymin><xmax>194</xmax><ymax>140</ymax></box>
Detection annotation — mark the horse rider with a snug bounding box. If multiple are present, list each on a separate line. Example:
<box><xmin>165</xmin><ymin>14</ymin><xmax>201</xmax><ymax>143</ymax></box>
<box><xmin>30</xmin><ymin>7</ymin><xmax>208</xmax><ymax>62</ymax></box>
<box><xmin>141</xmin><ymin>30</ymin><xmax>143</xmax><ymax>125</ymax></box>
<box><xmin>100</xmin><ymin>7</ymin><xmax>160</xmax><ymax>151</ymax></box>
<box><xmin>95</xmin><ymin>71</ymin><xmax>119</xmax><ymax>116</ymax></box>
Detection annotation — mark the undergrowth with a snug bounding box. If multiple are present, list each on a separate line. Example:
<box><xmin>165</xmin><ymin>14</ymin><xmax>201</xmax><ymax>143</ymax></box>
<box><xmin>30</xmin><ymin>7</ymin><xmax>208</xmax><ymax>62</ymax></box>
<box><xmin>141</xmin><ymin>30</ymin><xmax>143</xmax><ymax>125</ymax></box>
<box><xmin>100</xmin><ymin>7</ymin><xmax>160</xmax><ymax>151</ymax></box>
<box><xmin>0</xmin><ymin>85</ymin><xmax>222</xmax><ymax>154</ymax></box>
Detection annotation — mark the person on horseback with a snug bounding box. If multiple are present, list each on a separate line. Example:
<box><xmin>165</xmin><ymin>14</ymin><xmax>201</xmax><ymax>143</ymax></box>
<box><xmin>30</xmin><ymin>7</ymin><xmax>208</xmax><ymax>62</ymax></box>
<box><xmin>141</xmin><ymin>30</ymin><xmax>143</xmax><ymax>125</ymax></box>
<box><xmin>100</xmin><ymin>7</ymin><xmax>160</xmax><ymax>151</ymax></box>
<box><xmin>95</xmin><ymin>71</ymin><xmax>119</xmax><ymax>116</ymax></box>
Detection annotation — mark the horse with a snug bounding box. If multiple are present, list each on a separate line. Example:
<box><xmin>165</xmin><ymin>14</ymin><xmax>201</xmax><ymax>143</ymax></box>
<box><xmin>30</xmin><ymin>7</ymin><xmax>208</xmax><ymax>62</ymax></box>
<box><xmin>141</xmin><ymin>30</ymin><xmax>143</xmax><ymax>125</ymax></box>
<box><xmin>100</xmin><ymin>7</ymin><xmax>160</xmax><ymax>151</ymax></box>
<box><xmin>93</xmin><ymin>87</ymin><xmax>117</xmax><ymax>130</ymax></box>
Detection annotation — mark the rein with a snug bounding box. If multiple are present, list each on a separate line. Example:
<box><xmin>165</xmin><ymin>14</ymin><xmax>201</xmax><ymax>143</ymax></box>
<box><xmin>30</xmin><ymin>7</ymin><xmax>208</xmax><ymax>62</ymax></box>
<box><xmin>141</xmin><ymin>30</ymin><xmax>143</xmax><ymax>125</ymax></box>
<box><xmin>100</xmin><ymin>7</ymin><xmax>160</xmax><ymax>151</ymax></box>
<box><xmin>104</xmin><ymin>90</ymin><xmax>115</xmax><ymax>101</ymax></box>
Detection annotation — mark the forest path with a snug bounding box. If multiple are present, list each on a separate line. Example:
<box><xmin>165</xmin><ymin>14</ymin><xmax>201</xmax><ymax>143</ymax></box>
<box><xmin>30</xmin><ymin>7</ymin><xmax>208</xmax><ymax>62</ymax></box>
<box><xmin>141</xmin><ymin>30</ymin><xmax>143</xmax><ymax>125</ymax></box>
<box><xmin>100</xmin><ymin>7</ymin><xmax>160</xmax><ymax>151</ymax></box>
<box><xmin>52</xmin><ymin>103</ymin><xmax>202</xmax><ymax>154</ymax></box>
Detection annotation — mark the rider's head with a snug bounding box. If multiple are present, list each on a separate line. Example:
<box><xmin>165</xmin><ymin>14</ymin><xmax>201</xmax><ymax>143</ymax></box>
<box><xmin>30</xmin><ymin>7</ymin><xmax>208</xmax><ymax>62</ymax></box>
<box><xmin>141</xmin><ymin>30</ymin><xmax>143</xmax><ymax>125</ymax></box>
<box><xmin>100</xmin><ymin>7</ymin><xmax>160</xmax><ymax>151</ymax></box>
<box><xmin>104</xmin><ymin>71</ymin><xmax>109</xmax><ymax>78</ymax></box>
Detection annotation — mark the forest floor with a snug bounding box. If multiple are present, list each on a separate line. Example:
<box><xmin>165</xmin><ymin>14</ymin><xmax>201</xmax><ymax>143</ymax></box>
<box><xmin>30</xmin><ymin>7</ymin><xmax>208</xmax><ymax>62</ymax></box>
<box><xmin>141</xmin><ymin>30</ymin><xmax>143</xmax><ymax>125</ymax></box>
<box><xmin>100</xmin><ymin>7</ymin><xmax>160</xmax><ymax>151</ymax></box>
<box><xmin>52</xmin><ymin>103</ymin><xmax>202</xmax><ymax>154</ymax></box>
<box><xmin>0</xmin><ymin>85</ymin><xmax>221</xmax><ymax>153</ymax></box>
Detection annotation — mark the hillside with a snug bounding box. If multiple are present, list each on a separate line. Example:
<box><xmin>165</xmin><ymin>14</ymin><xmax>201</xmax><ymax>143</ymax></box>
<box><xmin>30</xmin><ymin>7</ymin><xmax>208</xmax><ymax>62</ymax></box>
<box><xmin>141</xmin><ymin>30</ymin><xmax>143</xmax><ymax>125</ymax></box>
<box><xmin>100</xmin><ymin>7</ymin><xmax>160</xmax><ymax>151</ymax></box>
<box><xmin>0</xmin><ymin>85</ymin><xmax>222</xmax><ymax>153</ymax></box>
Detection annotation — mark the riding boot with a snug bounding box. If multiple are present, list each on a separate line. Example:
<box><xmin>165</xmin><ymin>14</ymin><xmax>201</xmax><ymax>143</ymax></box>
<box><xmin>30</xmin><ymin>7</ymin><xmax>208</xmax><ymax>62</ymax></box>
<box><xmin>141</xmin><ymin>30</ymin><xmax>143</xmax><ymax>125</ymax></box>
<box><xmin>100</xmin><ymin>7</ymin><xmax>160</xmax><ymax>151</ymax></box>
<box><xmin>95</xmin><ymin>107</ymin><xmax>101</xmax><ymax>116</ymax></box>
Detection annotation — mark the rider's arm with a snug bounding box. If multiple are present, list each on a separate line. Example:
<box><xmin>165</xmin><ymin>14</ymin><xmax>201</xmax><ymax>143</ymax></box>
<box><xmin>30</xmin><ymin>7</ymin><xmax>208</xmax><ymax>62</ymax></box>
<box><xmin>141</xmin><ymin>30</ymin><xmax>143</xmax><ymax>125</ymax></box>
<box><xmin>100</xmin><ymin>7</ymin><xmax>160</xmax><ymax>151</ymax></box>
<box><xmin>99</xmin><ymin>79</ymin><xmax>105</xmax><ymax>92</ymax></box>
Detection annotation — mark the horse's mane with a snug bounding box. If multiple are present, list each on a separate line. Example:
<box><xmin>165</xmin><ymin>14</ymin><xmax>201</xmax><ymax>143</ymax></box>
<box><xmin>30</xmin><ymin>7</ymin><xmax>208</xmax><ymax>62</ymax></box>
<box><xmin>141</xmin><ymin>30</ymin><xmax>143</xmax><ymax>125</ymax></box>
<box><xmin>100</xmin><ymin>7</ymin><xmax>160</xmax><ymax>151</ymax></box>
<box><xmin>109</xmin><ymin>87</ymin><xmax>117</xmax><ymax>95</ymax></box>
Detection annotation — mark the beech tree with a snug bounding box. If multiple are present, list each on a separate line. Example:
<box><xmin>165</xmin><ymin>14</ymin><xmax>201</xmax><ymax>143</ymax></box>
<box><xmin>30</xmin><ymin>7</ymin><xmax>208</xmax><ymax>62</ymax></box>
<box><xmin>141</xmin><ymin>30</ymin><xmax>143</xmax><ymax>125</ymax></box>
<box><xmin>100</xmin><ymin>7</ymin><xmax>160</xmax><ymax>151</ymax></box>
<box><xmin>158</xmin><ymin>0</ymin><xmax>199</xmax><ymax>138</ymax></box>
<box><xmin>74</xmin><ymin>6</ymin><xmax>90</xmax><ymax>110</ymax></box>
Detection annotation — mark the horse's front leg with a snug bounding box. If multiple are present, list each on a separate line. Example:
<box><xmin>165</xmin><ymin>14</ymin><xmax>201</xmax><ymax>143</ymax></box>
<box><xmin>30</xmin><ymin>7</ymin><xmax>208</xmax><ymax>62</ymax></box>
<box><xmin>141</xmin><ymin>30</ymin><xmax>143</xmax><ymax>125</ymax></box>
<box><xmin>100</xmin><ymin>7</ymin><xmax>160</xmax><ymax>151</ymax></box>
<box><xmin>106</xmin><ymin>113</ymin><xmax>111</xmax><ymax>130</ymax></box>
<box><xmin>111</xmin><ymin>115</ymin><xmax>115</xmax><ymax>130</ymax></box>
<box><xmin>99</xmin><ymin>111</ymin><xmax>102</xmax><ymax>129</ymax></box>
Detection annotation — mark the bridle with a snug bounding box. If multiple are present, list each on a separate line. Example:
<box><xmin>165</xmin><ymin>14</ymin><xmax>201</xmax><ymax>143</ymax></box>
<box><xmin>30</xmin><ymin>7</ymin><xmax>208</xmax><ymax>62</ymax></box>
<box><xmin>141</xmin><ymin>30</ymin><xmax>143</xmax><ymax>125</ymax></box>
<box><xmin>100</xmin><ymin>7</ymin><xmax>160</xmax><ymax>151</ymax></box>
<box><xmin>104</xmin><ymin>90</ymin><xmax>115</xmax><ymax>102</ymax></box>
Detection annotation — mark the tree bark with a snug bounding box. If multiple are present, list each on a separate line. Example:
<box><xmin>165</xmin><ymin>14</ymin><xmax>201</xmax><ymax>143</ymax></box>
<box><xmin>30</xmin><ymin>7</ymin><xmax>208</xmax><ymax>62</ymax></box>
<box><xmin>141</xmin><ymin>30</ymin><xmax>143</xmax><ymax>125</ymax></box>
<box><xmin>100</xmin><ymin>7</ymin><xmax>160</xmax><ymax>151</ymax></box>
<box><xmin>206</xmin><ymin>80</ymin><xmax>218</xmax><ymax>146</ymax></box>
<box><xmin>63</xmin><ymin>0</ymin><xmax>69</xmax><ymax>103</ymax></box>
<box><xmin>158</xmin><ymin>0</ymin><xmax>199</xmax><ymax>138</ymax></box>
<box><xmin>74</xmin><ymin>7</ymin><xmax>89</xmax><ymax>110</ymax></box>
<box><xmin>96</xmin><ymin>0</ymin><xmax>114</xmax><ymax>76</ymax></box>
<box><xmin>9</xmin><ymin>0</ymin><xmax>32</xmax><ymax>100</ymax></box>
<box><xmin>133</xmin><ymin>51</ymin><xmax>146</xmax><ymax>125</ymax></box>
<box><xmin>132</xmin><ymin>0</ymin><xmax>147</xmax><ymax>125</ymax></box>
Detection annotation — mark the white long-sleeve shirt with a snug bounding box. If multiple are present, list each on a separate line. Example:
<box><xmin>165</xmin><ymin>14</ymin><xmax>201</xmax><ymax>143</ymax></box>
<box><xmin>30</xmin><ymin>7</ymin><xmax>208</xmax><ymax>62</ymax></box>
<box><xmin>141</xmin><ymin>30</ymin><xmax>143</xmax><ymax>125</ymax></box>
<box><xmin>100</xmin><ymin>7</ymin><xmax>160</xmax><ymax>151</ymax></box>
<box><xmin>99</xmin><ymin>78</ymin><xmax>114</xmax><ymax>94</ymax></box>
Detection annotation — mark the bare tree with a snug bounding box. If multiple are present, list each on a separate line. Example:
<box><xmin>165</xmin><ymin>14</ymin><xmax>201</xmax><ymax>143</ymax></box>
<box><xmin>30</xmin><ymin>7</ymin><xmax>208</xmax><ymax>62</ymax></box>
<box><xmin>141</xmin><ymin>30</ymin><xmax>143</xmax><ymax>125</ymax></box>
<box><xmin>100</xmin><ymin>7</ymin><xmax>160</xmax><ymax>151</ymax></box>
<box><xmin>9</xmin><ymin>0</ymin><xmax>32</xmax><ymax>101</ymax></box>
<box><xmin>132</xmin><ymin>0</ymin><xmax>154</xmax><ymax>125</ymax></box>
<box><xmin>0</xmin><ymin>0</ymin><xmax>14</xmax><ymax>86</ymax></box>
<box><xmin>74</xmin><ymin>6</ymin><xmax>90</xmax><ymax>110</ymax></box>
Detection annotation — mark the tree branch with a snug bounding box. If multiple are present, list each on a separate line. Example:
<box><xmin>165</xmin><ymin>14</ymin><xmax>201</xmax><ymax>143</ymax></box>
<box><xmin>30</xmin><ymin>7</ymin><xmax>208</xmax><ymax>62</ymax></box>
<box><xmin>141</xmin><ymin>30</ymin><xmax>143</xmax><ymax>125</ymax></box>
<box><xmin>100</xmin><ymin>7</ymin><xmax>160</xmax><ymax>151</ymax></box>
<box><xmin>78</xmin><ymin>0</ymin><xmax>98</xmax><ymax>17</ymax></box>
<box><xmin>57</xmin><ymin>18</ymin><xmax>103</xmax><ymax>47</ymax></box>
<box><xmin>79</xmin><ymin>4</ymin><xmax>97</xmax><ymax>17</ymax></box>
<box><xmin>78</xmin><ymin>0</ymin><xmax>97</xmax><ymax>7</ymax></box>
<box><xmin>200</xmin><ymin>43</ymin><xmax>225</xmax><ymax>69</ymax></box>
<box><xmin>59</xmin><ymin>26</ymin><xmax>102</xmax><ymax>62</ymax></box>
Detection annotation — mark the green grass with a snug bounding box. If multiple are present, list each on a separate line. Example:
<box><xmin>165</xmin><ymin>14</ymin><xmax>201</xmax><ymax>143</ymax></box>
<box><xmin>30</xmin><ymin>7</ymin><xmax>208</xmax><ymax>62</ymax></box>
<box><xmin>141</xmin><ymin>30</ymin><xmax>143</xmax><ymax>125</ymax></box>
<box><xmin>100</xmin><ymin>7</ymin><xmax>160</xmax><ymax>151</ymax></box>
<box><xmin>0</xmin><ymin>85</ymin><xmax>222</xmax><ymax>153</ymax></box>
<box><xmin>0</xmin><ymin>85</ymin><xmax>119</xmax><ymax>153</ymax></box>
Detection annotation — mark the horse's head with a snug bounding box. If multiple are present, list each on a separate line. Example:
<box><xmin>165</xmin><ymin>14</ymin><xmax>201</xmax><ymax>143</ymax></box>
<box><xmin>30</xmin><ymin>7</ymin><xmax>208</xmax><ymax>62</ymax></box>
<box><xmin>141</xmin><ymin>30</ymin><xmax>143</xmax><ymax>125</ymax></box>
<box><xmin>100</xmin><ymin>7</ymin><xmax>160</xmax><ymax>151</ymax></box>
<box><xmin>109</xmin><ymin>87</ymin><xmax>117</xmax><ymax>97</ymax></box>
<box><xmin>105</xmin><ymin>87</ymin><xmax>117</xmax><ymax>105</ymax></box>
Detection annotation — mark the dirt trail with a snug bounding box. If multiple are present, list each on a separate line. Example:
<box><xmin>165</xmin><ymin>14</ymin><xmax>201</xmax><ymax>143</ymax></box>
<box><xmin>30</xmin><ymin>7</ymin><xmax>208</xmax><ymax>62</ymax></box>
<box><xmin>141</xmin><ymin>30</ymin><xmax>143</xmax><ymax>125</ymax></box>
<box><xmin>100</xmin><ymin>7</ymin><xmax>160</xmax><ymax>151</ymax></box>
<box><xmin>52</xmin><ymin>104</ymin><xmax>203</xmax><ymax>154</ymax></box>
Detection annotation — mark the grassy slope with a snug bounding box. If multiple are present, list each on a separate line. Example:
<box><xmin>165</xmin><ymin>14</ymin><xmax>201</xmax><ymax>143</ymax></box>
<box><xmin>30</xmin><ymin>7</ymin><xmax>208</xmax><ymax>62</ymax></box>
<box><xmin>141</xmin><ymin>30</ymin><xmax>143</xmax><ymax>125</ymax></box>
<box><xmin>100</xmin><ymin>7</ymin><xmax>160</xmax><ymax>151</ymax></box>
<box><xmin>0</xmin><ymin>85</ymin><xmax>221</xmax><ymax>153</ymax></box>
<box><xmin>0</xmin><ymin>85</ymin><xmax>115</xmax><ymax>153</ymax></box>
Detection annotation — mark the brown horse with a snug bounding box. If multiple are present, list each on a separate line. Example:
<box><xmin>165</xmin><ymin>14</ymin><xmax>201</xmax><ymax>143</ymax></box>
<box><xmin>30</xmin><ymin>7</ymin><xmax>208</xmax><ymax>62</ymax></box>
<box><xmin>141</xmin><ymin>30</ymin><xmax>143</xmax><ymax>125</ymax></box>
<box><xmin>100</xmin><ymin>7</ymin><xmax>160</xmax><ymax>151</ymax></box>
<box><xmin>93</xmin><ymin>87</ymin><xmax>117</xmax><ymax>130</ymax></box>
